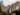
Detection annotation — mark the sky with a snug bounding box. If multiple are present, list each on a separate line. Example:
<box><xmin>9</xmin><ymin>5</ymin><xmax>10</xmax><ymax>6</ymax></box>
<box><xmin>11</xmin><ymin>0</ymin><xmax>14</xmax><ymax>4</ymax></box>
<box><xmin>0</xmin><ymin>0</ymin><xmax>20</xmax><ymax>6</ymax></box>
<box><xmin>3</xmin><ymin>0</ymin><xmax>17</xmax><ymax>6</ymax></box>
<box><xmin>0</xmin><ymin>0</ymin><xmax>3</xmax><ymax>4</ymax></box>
